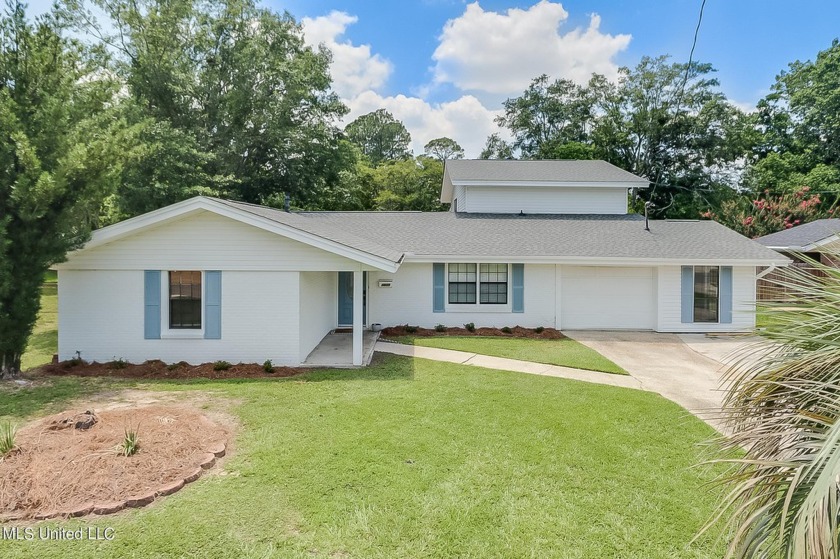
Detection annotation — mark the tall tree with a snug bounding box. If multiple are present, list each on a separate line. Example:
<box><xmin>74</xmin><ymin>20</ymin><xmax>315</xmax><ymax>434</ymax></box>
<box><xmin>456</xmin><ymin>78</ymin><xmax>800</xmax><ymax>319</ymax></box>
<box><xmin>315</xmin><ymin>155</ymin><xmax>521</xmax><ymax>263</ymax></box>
<box><xmin>479</xmin><ymin>133</ymin><xmax>514</xmax><ymax>160</ymax></box>
<box><xmin>371</xmin><ymin>157</ymin><xmax>446</xmax><ymax>211</ymax></box>
<box><xmin>76</xmin><ymin>0</ymin><xmax>349</xmax><ymax>212</ymax></box>
<box><xmin>423</xmin><ymin>137</ymin><xmax>464</xmax><ymax>162</ymax></box>
<box><xmin>0</xmin><ymin>2</ymin><xmax>123</xmax><ymax>378</ymax></box>
<box><xmin>344</xmin><ymin>109</ymin><xmax>412</xmax><ymax>165</ymax></box>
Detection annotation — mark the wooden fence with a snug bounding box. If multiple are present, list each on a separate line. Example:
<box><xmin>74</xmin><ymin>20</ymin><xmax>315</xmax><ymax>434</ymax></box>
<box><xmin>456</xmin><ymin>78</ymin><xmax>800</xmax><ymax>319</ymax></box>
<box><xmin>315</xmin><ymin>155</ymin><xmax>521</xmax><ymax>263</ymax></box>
<box><xmin>756</xmin><ymin>262</ymin><xmax>827</xmax><ymax>301</ymax></box>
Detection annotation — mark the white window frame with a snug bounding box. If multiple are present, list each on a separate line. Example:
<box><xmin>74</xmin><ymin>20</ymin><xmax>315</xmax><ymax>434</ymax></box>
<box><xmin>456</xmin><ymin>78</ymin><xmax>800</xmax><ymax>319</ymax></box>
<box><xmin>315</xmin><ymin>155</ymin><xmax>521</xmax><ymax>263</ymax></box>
<box><xmin>160</xmin><ymin>271</ymin><xmax>205</xmax><ymax>339</ymax></box>
<box><xmin>445</xmin><ymin>262</ymin><xmax>512</xmax><ymax>313</ymax></box>
<box><xmin>692</xmin><ymin>265</ymin><xmax>720</xmax><ymax>325</ymax></box>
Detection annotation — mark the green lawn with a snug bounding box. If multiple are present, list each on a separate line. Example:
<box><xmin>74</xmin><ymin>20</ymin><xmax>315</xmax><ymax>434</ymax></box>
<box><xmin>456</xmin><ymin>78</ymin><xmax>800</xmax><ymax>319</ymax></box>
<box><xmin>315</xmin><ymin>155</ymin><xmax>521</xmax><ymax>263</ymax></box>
<box><xmin>390</xmin><ymin>335</ymin><xmax>628</xmax><ymax>375</ymax></box>
<box><xmin>20</xmin><ymin>283</ymin><xmax>58</xmax><ymax>371</ymax></box>
<box><xmin>3</xmin><ymin>354</ymin><xmax>726</xmax><ymax>558</ymax></box>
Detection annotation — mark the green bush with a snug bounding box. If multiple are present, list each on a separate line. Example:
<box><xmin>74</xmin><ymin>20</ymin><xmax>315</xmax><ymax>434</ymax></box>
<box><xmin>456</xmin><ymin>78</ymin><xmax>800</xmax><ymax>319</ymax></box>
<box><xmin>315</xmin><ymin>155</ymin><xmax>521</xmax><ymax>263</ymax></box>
<box><xmin>534</xmin><ymin>326</ymin><xmax>545</xmax><ymax>334</ymax></box>
<box><xmin>501</xmin><ymin>326</ymin><xmax>512</xmax><ymax>334</ymax></box>
<box><xmin>110</xmin><ymin>357</ymin><xmax>128</xmax><ymax>369</ymax></box>
<box><xmin>213</xmin><ymin>360</ymin><xmax>232</xmax><ymax>371</ymax></box>
<box><xmin>119</xmin><ymin>427</ymin><xmax>140</xmax><ymax>457</ymax></box>
<box><xmin>464</xmin><ymin>322</ymin><xmax>476</xmax><ymax>332</ymax></box>
<box><xmin>263</xmin><ymin>359</ymin><xmax>274</xmax><ymax>373</ymax></box>
<box><xmin>435</xmin><ymin>324</ymin><xmax>446</xmax><ymax>332</ymax></box>
<box><xmin>0</xmin><ymin>422</ymin><xmax>16</xmax><ymax>456</ymax></box>
<box><xmin>404</xmin><ymin>325</ymin><xmax>418</xmax><ymax>334</ymax></box>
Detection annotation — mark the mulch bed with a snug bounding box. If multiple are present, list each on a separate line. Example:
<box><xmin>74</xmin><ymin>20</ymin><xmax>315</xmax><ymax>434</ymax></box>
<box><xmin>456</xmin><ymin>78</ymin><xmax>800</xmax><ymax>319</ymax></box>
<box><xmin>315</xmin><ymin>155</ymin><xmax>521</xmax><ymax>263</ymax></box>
<box><xmin>36</xmin><ymin>360</ymin><xmax>309</xmax><ymax>380</ymax></box>
<box><xmin>381</xmin><ymin>325</ymin><xmax>566</xmax><ymax>339</ymax></box>
<box><xmin>0</xmin><ymin>404</ymin><xmax>229</xmax><ymax>521</ymax></box>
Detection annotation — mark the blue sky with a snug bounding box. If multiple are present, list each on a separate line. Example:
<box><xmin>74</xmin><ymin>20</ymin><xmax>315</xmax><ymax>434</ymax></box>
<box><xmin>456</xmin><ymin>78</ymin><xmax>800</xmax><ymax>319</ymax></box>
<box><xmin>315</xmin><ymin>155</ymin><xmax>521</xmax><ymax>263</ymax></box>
<box><xmin>24</xmin><ymin>0</ymin><xmax>840</xmax><ymax>156</ymax></box>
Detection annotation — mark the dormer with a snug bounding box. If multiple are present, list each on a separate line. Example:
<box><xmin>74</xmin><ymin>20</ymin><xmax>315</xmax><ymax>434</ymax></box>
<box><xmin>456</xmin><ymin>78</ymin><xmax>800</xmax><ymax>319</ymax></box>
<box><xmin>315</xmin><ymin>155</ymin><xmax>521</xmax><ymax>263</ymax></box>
<box><xmin>441</xmin><ymin>160</ymin><xmax>649</xmax><ymax>215</ymax></box>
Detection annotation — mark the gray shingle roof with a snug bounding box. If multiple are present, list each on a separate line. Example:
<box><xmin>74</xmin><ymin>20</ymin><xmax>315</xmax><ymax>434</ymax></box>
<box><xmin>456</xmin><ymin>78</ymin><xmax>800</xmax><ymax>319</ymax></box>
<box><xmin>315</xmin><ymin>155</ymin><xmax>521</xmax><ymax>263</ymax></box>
<box><xmin>755</xmin><ymin>219</ymin><xmax>840</xmax><ymax>250</ymax></box>
<box><xmin>288</xmin><ymin>211</ymin><xmax>786</xmax><ymax>263</ymax></box>
<box><xmin>444</xmin><ymin>159</ymin><xmax>649</xmax><ymax>184</ymax></box>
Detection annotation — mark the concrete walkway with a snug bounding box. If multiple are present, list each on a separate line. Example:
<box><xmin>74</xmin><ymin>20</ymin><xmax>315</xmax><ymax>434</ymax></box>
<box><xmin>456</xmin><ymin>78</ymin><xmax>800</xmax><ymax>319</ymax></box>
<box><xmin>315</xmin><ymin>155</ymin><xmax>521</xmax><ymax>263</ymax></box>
<box><xmin>374</xmin><ymin>341</ymin><xmax>643</xmax><ymax>390</ymax></box>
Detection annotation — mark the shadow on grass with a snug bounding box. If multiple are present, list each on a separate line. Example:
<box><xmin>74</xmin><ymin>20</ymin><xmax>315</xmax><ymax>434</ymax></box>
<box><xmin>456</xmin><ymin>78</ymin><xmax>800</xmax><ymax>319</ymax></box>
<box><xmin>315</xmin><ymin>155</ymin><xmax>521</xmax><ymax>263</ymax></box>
<box><xmin>0</xmin><ymin>376</ymin><xmax>134</xmax><ymax>420</ymax></box>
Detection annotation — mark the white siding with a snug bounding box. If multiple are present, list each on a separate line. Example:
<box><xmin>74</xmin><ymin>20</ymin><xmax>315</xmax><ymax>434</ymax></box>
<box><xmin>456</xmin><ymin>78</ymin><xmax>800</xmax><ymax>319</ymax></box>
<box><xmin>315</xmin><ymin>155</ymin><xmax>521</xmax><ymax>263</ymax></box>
<box><xmin>57</xmin><ymin>210</ymin><xmax>365</xmax><ymax>271</ymax></box>
<box><xmin>58</xmin><ymin>270</ymin><xmax>301</xmax><ymax>365</ymax></box>
<box><xmin>367</xmin><ymin>263</ymin><xmax>557</xmax><ymax>328</ymax></box>
<box><xmin>299</xmin><ymin>271</ymin><xmax>338</xmax><ymax>362</ymax></box>
<box><xmin>560</xmin><ymin>266</ymin><xmax>657</xmax><ymax>329</ymax></box>
<box><xmin>452</xmin><ymin>184</ymin><xmax>466</xmax><ymax>212</ymax></box>
<box><xmin>461</xmin><ymin>186</ymin><xmax>628</xmax><ymax>214</ymax></box>
<box><xmin>656</xmin><ymin>266</ymin><xmax>756</xmax><ymax>332</ymax></box>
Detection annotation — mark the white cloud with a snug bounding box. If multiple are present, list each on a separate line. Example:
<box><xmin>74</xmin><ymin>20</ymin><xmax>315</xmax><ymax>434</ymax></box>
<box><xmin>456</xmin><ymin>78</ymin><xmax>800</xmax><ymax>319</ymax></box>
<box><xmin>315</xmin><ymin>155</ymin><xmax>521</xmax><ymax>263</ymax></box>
<box><xmin>344</xmin><ymin>92</ymin><xmax>505</xmax><ymax>158</ymax></box>
<box><xmin>301</xmin><ymin>11</ymin><xmax>392</xmax><ymax>99</ymax></box>
<box><xmin>432</xmin><ymin>1</ymin><xmax>631</xmax><ymax>97</ymax></box>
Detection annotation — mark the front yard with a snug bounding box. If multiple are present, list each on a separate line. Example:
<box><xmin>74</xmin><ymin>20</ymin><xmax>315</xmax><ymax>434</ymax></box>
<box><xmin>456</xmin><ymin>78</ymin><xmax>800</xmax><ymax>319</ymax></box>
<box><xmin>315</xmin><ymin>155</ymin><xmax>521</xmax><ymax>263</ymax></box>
<box><xmin>3</xmin><ymin>354</ymin><xmax>726</xmax><ymax>558</ymax></box>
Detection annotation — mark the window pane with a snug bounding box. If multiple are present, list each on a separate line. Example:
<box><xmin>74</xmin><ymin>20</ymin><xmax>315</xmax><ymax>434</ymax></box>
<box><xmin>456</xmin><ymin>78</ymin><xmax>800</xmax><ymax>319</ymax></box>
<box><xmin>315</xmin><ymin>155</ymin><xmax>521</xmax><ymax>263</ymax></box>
<box><xmin>693</xmin><ymin>266</ymin><xmax>719</xmax><ymax>323</ymax></box>
<box><xmin>479</xmin><ymin>264</ymin><xmax>507</xmax><ymax>304</ymax></box>
<box><xmin>448</xmin><ymin>281</ymin><xmax>476</xmax><ymax>304</ymax></box>
<box><xmin>170</xmin><ymin>271</ymin><xmax>202</xmax><ymax>329</ymax></box>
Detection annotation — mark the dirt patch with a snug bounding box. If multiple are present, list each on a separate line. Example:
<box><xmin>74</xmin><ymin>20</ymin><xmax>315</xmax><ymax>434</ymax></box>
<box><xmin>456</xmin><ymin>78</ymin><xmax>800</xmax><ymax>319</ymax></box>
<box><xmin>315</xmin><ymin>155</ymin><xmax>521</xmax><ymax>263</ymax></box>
<box><xmin>35</xmin><ymin>359</ymin><xmax>309</xmax><ymax>380</ymax></box>
<box><xmin>0</xmin><ymin>404</ymin><xmax>229</xmax><ymax>521</ymax></box>
<box><xmin>381</xmin><ymin>325</ymin><xmax>566</xmax><ymax>340</ymax></box>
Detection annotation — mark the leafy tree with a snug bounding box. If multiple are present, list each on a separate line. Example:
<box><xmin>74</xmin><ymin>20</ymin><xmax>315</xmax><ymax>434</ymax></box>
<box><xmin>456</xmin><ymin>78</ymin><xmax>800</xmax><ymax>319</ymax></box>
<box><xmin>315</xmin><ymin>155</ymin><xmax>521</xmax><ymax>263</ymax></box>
<box><xmin>703</xmin><ymin>187</ymin><xmax>832</xmax><ymax>238</ymax></box>
<box><xmin>75</xmin><ymin>0</ymin><xmax>349</xmax><ymax>211</ymax></box>
<box><xmin>344</xmin><ymin>109</ymin><xmax>412</xmax><ymax>165</ymax></box>
<box><xmin>496</xmin><ymin>74</ymin><xmax>595</xmax><ymax>159</ymax></box>
<box><xmin>744</xmin><ymin>40</ymin><xmax>840</xmax><ymax>196</ymax></box>
<box><xmin>536</xmin><ymin>140</ymin><xmax>595</xmax><ymax>160</ymax></box>
<box><xmin>479</xmin><ymin>133</ymin><xmax>514</xmax><ymax>160</ymax></box>
<box><xmin>709</xmin><ymin>252</ymin><xmax>840</xmax><ymax>557</ymax></box>
<box><xmin>0</xmin><ymin>3</ymin><xmax>123</xmax><ymax>378</ymax></box>
<box><xmin>371</xmin><ymin>157</ymin><xmax>446</xmax><ymax>211</ymax></box>
<box><xmin>423</xmin><ymin>137</ymin><xmax>464</xmax><ymax>161</ymax></box>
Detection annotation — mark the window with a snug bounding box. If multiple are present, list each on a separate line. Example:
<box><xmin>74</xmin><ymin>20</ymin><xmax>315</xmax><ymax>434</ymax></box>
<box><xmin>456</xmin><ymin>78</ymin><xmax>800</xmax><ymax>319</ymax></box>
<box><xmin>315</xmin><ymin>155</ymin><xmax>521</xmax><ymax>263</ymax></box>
<box><xmin>448</xmin><ymin>263</ymin><xmax>476</xmax><ymax>304</ymax></box>
<box><xmin>693</xmin><ymin>266</ymin><xmax>719</xmax><ymax>323</ymax></box>
<box><xmin>448</xmin><ymin>263</ymin><xmax>509</xmax><ymax>305</ymax></box>
<box><xmin>479</xmin><ymin>264</ymin><xmax>508</xmax><ymax>304</ymax></box>
<box><xmin>169</xmin><ymin>271</ymin><xmax>202</xmax><ymax>329</ymax></box>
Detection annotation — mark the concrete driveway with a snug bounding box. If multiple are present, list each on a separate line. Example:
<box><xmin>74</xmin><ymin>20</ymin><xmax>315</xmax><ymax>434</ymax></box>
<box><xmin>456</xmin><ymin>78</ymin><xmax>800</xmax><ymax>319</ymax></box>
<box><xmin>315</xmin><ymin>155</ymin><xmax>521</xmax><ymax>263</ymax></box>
<box><xmin>564</xmin><ymin>331</ymin><xmax>761</xmax><ymax>432</ymax></box>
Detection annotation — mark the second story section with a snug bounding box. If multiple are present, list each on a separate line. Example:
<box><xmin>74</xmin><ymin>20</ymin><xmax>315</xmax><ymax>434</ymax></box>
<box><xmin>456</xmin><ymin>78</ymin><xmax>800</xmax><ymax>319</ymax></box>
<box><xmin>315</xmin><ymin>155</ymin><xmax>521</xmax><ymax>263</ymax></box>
<box><xmin>441</xmin><ymin>160</ymin><xmax>650</xmax><ymax>215</ymax></box>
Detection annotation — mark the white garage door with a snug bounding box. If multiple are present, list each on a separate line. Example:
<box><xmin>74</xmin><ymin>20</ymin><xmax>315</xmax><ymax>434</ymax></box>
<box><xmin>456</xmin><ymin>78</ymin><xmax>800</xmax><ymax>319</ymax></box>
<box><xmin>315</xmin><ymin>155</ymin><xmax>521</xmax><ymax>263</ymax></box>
<box><xmin>561</xmin><ymin>266</ymin><xmax>656</xmax><ymax>329</ymax></box>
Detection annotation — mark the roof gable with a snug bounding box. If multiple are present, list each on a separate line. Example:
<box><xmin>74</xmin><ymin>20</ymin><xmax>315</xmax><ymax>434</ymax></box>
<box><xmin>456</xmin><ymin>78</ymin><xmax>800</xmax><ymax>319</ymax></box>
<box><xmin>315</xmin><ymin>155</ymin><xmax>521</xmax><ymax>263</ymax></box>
<box><xmin>755</xmin><ymin>219</ymin><xmax>840</xmax><ymax>250</ymax></box>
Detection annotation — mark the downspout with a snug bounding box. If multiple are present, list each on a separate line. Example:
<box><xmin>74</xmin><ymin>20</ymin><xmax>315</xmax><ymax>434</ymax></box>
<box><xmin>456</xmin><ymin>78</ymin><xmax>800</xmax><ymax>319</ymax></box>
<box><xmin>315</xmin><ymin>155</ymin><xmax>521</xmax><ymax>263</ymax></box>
<box><xmin>756</xmin><ymin>263</ymin><xmax>777</xmax><ymax>280</ymax></box>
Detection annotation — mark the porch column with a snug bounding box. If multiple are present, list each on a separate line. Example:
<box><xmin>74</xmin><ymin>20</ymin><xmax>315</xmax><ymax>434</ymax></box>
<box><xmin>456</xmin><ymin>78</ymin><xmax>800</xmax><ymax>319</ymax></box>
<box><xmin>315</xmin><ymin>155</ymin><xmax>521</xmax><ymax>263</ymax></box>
<box><xmin>352</xmin><ymin>269</ymin><xmax>364</xmax><ymax>366</ymax></box>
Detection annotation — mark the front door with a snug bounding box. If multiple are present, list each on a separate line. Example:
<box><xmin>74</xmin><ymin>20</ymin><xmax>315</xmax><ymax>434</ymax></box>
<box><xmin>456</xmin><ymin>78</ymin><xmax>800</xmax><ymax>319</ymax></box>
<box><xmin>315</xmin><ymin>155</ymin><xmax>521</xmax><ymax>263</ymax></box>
<box><xmin>338</xmin><ymin>272</ymin><xmax>353</xmax><ymax>326</ymax></box>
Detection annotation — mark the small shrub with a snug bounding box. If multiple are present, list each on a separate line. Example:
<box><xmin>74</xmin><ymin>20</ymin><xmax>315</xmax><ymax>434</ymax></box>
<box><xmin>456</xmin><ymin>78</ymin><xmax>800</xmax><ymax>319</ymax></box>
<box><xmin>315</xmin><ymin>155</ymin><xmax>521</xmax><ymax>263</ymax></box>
<box><xmin>119</xmin><ymin>427</ymin><xmax>140</xmax><ymax>457</ymax></box>
<box><xmin>0</xmin><ymin>422</ymin><xmax>16</xmax><ymax>456</ymax></box>
<box><xmin>68</xmin><ymin>357</ymin><xmax>83</xmax><ymax>367</ymax></box>
<box><xmin>501</xmin><ymin>326</ymin><xmax>512</xmax><ymax>334</ymax></box>
<box><xmin>263</xmin><ymin>359</ymin><xmax>274</xmax><ymax>373</ymax></box>
<box><xmin>534</xmin><ymin>326</ymin><xmax>545</xmax><ymax>334</ymax></box>
<box><xmin>110</xmin><ymin>357</ymin><xmax>128</xmax><ymax>370</ymax></box>
<box><xmin>435</xmin><ymin>324</ymin><xmax>446</xmax><ymax>332</ymax></box>
<box><xmin>464</xmin><ymin>322</ymin><xmax>476</xmax><ymax>332</ymax></box>
<box><xmin>213</xmin><ymin>360</ymin><xmax>231</xmax><ymax>371</ymax></box>
<box><xmin>404</xmin><ymin>325</ymin><xmax>418</xmax><ymax>334</ymax></box>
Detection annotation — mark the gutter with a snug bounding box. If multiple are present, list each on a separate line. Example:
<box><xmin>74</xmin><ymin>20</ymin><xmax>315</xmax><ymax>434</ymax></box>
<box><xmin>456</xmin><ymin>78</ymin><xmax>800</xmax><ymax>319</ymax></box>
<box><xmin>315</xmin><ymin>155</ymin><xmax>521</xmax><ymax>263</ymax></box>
<box><xmin>756</xmin><ymin>263</ymin><xmax>777</xmax><ymax>279</ymax></box>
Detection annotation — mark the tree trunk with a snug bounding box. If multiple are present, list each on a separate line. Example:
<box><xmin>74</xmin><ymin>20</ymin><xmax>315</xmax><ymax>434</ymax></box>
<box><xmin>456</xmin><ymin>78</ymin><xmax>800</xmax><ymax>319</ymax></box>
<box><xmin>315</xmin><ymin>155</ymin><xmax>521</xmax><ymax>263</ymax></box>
<box><xmin>0</xmin><ymin>352</ymin><xmax>22</xmax><ymax>380</ymax></box>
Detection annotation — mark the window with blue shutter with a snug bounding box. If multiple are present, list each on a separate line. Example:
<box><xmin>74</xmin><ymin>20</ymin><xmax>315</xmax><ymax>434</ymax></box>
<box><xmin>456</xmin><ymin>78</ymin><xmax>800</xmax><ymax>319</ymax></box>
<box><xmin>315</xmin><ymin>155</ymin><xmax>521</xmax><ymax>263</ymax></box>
<box><xmin>433</xmin><ymin>263</ymin><xmax>445</xmax><ymax>312</ymax></box>
<box><xmin>204</xmin><ymin>271</ymin><xmax>222</xmax><ymax>339</ymax></box>
<box><xmin>680</xmin><ymin>266</ymin><xmax>694</xmax><ymax>324</ymax></box>
<box><xmin>512</xmin><ymin>264</ymin><xmax>524</xmax><ymax>313</ymax></box>
<box><xmin>144</xmin><ymin>270</ymin><xmax>161</xmax><ymax>339</ymax></box>
<box><xmin>720</xmin><ymin>266</ymin><xmax>733</xmax><ymax>324</ymax></box>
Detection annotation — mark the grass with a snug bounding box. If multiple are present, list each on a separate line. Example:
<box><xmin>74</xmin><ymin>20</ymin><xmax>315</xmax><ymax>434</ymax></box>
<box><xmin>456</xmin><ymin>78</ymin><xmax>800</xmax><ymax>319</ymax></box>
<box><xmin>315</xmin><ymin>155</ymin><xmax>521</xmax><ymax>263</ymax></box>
<box><xmin>3</xmin><ymin>354</ymin><xmax>726</xmax><ymax>558</ymax></box>
<box><xmin>0</xmin><ymin>421</ymin><xmax>16</xmax><ymax>455</ymax></box>
<box><xmin>389</xmin><ymin>335</ymin><xmax>628</xmax><ymax>375</ymax></box>
<box><xmin>20</xmin><ymin>283</ymin><xmax>58</xmax><ymax>371</ymax></box>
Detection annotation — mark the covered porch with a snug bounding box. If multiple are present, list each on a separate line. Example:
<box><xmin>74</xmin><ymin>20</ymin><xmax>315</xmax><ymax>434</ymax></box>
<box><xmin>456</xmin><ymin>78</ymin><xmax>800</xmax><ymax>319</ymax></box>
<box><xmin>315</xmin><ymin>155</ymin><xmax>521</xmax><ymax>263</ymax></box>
<box><xmin>303</xmin><ymin>330</ymin><xmax>380</xmax><ymax>367</ymax></box>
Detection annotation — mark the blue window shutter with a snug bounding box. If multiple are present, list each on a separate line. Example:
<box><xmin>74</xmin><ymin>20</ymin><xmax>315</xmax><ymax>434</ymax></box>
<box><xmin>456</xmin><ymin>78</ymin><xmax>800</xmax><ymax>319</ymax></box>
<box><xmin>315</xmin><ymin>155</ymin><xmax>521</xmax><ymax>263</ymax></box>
<box><xmin>512</xmin><ymin>264</ymin><xmax>524</xmax><ymax>313</ymax></box>
<box><xmin>680</xmin><ymin>266</ymin><xmax>694</xmax><ymax>324</ymax></box>
<box><xmin>720</xmin><ymin>266</ymin><xmax>733</xmax><ymax>324</ymax></box>
<box><xmin>205</xmin><ymin>271</ymin><xmax>222</xmax><ymax>339</ymax></box>
<box><xmin>433</xmin><ymin>263</ymin><xmax>445</xmax><ymax>313</ymax></box>
<box><xmin>144</xmin><ymin>270</ymin><xmax>161</xmax><ymax>339</ymax></box>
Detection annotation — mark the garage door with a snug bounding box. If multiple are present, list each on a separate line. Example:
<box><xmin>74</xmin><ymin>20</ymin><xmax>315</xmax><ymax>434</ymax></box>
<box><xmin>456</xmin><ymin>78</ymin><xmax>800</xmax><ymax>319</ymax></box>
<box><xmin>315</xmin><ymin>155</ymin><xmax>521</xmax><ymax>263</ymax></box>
<box><xmin>561</xmin><ymin>266</ymin><xmax>656</xmax><ymax>329</ymax></box>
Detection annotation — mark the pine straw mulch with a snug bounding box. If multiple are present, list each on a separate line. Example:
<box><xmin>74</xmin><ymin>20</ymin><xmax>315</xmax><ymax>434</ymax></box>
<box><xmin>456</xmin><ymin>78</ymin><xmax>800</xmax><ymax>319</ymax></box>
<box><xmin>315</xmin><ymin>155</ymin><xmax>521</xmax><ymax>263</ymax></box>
<box><xmin>0</xmin><ymin>404</ymin><xmax>229</xmax><ymax>521</ymax></box>
<box><xmin>36</xmin><ymin>359</ymin><xmax>309</xmax><ymax>380</ymax></box>
<box><xmin>380</xmin><ymin>325</ymin><xmax>566</xmax><ymax>339</ymax></box>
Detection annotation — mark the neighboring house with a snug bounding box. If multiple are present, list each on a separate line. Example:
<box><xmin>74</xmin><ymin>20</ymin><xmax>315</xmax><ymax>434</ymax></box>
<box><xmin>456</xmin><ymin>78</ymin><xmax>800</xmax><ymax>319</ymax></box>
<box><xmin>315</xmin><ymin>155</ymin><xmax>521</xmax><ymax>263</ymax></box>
<box><xmin>754</xmin><ymin>219</ymin><xmax>840</xmax><ymax>300</ymax></box>
<box><xmin>755</xmin><ymin>218</ymin><xmax>840</xmax><ymax>264</ymax></box>
<box><xmin>55</xmin><ymin>160</ymin><xmax>787</xmax><ymax>366</ymax></box>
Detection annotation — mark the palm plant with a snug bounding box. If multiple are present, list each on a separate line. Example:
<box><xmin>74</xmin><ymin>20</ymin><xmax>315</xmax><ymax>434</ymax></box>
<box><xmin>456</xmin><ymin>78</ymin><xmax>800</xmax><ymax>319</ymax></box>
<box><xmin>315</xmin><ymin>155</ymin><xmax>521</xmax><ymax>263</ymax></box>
<box><xmin>708</xmin><ymin>252</ymin><xmax>840</xmax><ymax>558</ymax></box>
